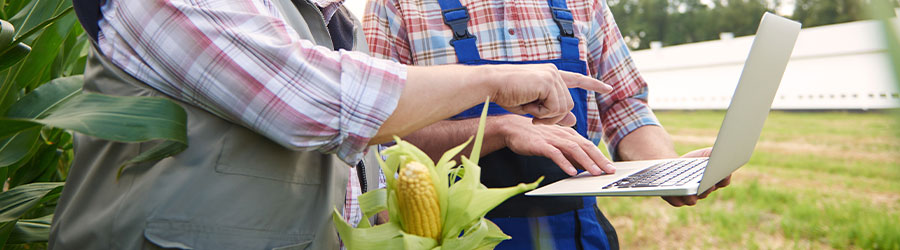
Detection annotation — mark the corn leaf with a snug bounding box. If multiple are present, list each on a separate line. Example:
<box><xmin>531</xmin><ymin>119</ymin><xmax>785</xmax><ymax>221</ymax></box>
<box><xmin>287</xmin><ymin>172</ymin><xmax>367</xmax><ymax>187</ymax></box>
<box><xmin>332</xmin><ymin>209</ymin><xmax>404</xmax><ymax>249</ymax></box>
<box><xmin>7</xmin><ymin>214</ymin><xmax>51</xmax><ymax>244</ymax></box>
<box><xmin>356</xmin><ymin>188</ymin><xmax>387</xmax><ymax>228</ymax></box>
<box><xmin>442</xmin><ymin>218</ymin><xmax>490</xmax><ymax>250</ymax></box>
<box><xmin>336</xmin><ymin>99</ymin><xmax>542</xmax><ymax>250</ymax></box>
<box><xmin>401</xmin><ymin>233</ymin><xmax>438</xmax><ymax>249</ymax></box>
<box><xmin>472</xmin><ymin>219</ymin><xmax>510</xmax><ymax>250</ymax></box>
<box><xmin>468</xmin><ymin>97</ymin><xmax>490</xmax><ymax>164</ymax></box>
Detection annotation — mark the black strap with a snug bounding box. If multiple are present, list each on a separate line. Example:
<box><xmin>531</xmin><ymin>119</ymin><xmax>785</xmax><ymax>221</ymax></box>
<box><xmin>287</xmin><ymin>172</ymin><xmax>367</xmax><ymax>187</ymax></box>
<box><xmin>356</xmin><ymin>161</ymin><xmax>367</xmax><ymax>194</ymax></box>
<box><xmin>72</xmin><ymin>0</ymin><xmax>104</xmax><ymax>41</ymax></box>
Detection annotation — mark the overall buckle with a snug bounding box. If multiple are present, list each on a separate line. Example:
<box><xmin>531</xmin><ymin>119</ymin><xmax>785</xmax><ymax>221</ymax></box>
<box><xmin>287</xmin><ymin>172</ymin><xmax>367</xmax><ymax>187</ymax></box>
<box><xmin>442</xmin><ymin>7</ymin><xmax>475</xmax><ymax>41</ymax></box>
<box><xmin>550</xmin><ymin>7</ymin><xmax>575</xmax><ymax>38</ymax></box>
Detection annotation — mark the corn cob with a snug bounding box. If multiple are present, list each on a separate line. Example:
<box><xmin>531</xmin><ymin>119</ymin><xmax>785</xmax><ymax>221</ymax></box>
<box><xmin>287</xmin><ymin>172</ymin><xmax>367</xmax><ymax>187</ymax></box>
<box><xmin>397</xmin><ymin>161</ymin><xmax>442</xmax><ymax>240</ymax></box>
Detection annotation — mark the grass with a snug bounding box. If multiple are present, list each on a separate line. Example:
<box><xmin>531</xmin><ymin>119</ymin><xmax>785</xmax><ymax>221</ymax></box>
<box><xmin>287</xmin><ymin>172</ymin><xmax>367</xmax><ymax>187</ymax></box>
<box><xmin>598</xmin><ymin>110</ymin><xmax>900</xmax><ymax>250</ymax></box>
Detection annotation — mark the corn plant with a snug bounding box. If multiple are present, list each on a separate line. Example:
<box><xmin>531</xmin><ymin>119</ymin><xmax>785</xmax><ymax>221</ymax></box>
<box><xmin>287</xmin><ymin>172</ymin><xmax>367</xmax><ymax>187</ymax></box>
<box><xmin>334</xmin><ymin>99</ymin><xmax>543</xmax><ymax>249</ymax></box>
<box><xmin>0</xmin><ymin>0</ymin><xmax>188</xmax><ymax>248</ymax></box>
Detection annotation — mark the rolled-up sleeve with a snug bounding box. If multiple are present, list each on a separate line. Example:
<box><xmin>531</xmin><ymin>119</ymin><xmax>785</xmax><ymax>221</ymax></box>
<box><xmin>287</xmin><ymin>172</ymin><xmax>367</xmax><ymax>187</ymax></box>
<box><xmin>96</xmin><ymin>0</ymin><xmax>406</xmax><ymax>164</ymax></box>
<box><xmin>584</xmin><ymin>0</ymin><xmax>661</xmax><ymax>160</ymax></box>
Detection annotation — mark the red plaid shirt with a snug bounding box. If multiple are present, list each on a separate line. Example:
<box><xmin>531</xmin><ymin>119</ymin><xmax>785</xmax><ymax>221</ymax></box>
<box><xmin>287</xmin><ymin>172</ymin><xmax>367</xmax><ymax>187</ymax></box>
<box><xmin>363</xmin><ymin>0</ymin><xmax>661</xmax><ymax>158</ymax></box>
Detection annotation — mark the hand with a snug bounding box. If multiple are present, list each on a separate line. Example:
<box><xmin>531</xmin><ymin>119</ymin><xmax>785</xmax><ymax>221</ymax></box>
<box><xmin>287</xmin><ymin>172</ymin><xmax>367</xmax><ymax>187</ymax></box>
<box><xmin>484</xmin><ymin>64</ymin><xmax>613</xmax><ymax>127</ymax></box>
<box><xmin>498</xmin><ymin>115</ymin><xmax>615</xmax><ymax>176</ymax></box>
<box><xmin>661</xmin><ymin>147</ymin><xmax>732</xmax><ymax>207</ymax></box>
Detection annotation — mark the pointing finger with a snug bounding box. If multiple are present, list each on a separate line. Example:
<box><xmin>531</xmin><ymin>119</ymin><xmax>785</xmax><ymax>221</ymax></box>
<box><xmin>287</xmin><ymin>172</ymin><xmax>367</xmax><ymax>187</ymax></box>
<box><xmin>559</xmin><ymin>71</ymin><xmax>613</xmax><ymax>93</ymax></box>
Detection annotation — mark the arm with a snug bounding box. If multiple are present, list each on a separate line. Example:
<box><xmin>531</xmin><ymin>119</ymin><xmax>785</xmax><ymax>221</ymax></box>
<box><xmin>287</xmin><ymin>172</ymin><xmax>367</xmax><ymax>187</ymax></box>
<box><xmin>616</xmin><ymin>125</ymin><xmax>678</xmax><ymax>160</ymax></box>
<box><xmin>403</xmin><ymin>115</ymin><xmax>615</xmax><ymax>176</ymax></box>
<box><xmin>101</xmin><ymin>0</ymin><xmax>606</xmax><ymax>165</ymax></box>
<box><xmin>376</xmin><ymin>64</ymin><xmax>611</xmax><ymax>144</ymax></box>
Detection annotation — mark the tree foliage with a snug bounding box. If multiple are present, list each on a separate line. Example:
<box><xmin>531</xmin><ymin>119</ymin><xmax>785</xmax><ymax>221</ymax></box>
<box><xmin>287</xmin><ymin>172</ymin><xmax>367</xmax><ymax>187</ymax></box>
<box><xmin>610</xmin><ymin>0</ymin><xmax>898</xmax><ymax>50</ymax></box>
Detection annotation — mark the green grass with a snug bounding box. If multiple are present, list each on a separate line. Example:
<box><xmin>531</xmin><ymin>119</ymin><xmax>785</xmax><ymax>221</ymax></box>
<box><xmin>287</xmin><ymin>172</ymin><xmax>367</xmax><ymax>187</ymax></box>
<box><xmin>599</xmin><ymin>110</ymin><xmax>900</xmax><ymax>250</ymax></box>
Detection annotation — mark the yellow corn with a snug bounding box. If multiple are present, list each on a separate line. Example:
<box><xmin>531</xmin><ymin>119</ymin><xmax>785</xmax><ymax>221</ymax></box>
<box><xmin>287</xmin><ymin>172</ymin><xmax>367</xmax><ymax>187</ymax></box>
<box><xmin>397</xmin><ymin>161</ymin><xmax>442</xmax><ymax>240</ymax></box>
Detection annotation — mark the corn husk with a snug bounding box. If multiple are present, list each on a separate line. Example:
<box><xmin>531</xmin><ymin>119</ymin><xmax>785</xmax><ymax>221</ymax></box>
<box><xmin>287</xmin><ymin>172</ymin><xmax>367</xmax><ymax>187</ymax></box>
<box><xmin>333</xmin><ymin>98</ymin><xmax>543</xmax><ymax>250</ymax></box>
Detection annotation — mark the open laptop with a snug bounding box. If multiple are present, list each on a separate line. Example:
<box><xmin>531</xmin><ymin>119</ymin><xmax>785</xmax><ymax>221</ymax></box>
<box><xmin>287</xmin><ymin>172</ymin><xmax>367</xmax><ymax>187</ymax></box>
<box><xmin>526</xmin><ymin>13</ymin><xmax>801</xmax><ymax>197</ymax></box>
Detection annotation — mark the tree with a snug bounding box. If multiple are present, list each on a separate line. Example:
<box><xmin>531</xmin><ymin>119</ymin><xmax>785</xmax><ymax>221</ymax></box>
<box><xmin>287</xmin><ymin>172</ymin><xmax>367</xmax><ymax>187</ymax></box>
<box><xmin>608</xmin><ymin>0</ymin><xmax>898</xmax><ymax>50</ymax></box>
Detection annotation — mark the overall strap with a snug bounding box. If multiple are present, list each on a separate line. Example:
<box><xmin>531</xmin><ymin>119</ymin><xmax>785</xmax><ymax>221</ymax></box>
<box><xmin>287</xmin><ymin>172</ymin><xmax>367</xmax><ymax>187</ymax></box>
<box><xmin>548</xmin><ymin>0</ymin><xmax>580</xmax><ymax>60</ymax></box>
<box><xmin>437</xmin><ymin>0</ymin><xmax>482</xmax><ymax>63</ymax></box>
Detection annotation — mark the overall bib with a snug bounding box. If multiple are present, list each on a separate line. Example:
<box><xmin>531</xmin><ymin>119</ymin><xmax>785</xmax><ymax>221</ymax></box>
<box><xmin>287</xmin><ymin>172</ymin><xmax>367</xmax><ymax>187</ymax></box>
<box><xmin>437</xmin><ymin>0</ymin><xmax>616</xmax><ymax>249</ymax></box>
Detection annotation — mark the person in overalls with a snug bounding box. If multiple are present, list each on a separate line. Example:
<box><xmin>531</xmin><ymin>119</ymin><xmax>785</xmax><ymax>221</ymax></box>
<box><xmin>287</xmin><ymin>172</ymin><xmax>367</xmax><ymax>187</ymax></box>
<box><xmin>364</xmin><ymin>0</ymin><xmax>733</xmax><ymax>248</ymax></box>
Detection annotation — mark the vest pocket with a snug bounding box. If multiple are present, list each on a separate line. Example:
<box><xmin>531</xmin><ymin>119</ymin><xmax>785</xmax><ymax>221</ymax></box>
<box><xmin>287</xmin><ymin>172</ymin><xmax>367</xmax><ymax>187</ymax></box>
<box><xmin>143</xmin><ymin>220</ymin><xmax>313</xmax><ymax>250</ymax></box>
<box><xmin>214</xmin><ymin>125</ymin><xmax>324</xmax><ymax>184</ymax></box>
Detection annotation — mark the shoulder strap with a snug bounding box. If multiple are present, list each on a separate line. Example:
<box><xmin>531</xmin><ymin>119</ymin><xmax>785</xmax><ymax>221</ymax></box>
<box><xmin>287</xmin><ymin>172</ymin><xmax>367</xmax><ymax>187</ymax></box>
<box><xmin>548</xmin><ymin>0</ymin><xmax>580</xmax><ymax>60</ymax></box>
<box><xmin>436</xmin><ymin>0</ymin><xmax>481</xmax><ymax>63</ymax></box>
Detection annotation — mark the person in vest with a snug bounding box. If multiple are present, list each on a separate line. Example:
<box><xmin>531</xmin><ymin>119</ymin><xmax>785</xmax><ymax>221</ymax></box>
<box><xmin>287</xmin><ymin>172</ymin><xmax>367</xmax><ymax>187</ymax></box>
<box><xmin>51</xmin><ymin>0</ymin><xmax>615</xmax><ymax>249</ymax></box>
<box><xmin>363</xmin><ymin>0</ymin><xmax>733</xmax><ymax>248</ymax></box>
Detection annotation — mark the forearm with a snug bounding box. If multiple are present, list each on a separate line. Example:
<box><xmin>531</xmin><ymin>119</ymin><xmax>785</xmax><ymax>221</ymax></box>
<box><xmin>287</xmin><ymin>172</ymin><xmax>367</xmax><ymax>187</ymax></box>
<box><xmin>615</xmin><ymin>125</ymin><xmax>678</xmax><ymax>161</ymax></box>
<box><xmin>371</xmin><ymin>65</ymin><xmax>496</xmax><ymax>144</ymax></box>
<box><xmin>402</xmin><ymin>116</ymin><xmax>509</xmax><ymax>162</ymax></box>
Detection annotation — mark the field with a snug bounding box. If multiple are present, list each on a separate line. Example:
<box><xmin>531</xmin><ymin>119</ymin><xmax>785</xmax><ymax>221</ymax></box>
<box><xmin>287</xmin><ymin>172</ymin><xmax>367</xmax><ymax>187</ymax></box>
<box><xmin>598</xmin><ymin>111</ymin><xmax>900</xmax><ymax>249</ymax></box>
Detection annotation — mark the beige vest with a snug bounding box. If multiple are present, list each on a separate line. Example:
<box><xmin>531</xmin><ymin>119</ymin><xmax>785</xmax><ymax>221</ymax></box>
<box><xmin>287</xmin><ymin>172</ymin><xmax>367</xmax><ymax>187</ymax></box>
<box><xmin>49</xmin><ymin>2</ymin><xmax>378</xmax><ymax>250</ymax></box>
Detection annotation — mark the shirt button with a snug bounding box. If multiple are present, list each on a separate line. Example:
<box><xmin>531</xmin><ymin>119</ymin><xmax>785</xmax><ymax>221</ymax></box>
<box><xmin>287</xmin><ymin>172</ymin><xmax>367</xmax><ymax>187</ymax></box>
<box><xmin>508</xmin><ymin>28</ymin><xmax>515</xmax><ymax>36</ymax></box>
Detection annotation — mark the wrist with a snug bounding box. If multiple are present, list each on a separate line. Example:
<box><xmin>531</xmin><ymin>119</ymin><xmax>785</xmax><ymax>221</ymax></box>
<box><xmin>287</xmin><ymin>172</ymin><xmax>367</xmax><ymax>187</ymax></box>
<box><xmin>468</xmin><ymin>65</ymin><xmax>500</xmax><ymax>101</ymax></box>
<box><xmin>491</xmin><ymin>114</ymin><xmax>524</xmax><ymax>148</ymax></box>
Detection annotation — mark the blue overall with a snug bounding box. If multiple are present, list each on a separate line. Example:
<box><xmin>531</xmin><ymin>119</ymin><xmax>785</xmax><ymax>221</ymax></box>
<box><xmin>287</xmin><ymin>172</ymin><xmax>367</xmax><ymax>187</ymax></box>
<box><xmin>437</xmin><ymin>0</ymin><xmax>617</xmax><ymax>249</ymax></box>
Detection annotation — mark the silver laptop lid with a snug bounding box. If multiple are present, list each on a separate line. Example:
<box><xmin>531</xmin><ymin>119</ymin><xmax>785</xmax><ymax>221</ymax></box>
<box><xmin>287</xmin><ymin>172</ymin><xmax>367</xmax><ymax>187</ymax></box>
<box><xmin>698</xmin><ymin>13</ymin><xmax>801</xmax><ymax>193</ymax></box>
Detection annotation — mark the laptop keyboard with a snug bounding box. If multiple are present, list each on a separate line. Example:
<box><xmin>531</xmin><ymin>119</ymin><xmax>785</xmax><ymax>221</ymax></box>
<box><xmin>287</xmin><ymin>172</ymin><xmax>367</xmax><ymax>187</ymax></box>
<box><xmin>602</xmin><ymin>158</ymin><xmax>709</xmax><ymax>189</ymax></box>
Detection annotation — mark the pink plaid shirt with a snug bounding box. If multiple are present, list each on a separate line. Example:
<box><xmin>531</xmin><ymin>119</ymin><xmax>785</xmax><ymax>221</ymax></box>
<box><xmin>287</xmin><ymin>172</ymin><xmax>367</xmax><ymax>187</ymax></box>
<box><xmin>364</xmin><ymin>0</ymin><xmax>661</xmax><ymax>158</ymax></box>
<box><xmin>97</xmin><ymin>0</ymin><xmax>406</xmax><ymax>165</ymax></box>
<box><xmin>96</xmin><ymin>0</ymin><xmax>406</xmax><ymax>230</ymax></box>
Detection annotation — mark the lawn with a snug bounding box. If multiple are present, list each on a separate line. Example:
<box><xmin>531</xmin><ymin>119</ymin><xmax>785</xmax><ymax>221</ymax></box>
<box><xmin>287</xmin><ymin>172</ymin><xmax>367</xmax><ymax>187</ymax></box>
<box><xmin>598</xmin><ymin>110</ymin><xmax>900</xmax><ymax>249</ymax></box>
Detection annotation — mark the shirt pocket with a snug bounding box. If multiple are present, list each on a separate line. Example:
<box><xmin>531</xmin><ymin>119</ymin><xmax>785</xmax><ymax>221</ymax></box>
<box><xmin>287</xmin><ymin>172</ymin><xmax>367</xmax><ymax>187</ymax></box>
<box><xmin>214</xmin><ymin>125</ymin><xmax>324</xmax><ymax>184</ymax></box>
<box><xmin>143</xmin><ymin>220</ymin><xmax>313</xmax><ymax>250</ymax></box>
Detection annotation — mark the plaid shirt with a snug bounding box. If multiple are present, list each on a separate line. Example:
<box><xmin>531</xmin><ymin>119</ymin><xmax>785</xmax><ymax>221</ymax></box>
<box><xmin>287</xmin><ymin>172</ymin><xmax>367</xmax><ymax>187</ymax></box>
<box><xmin>97</xmin><ymin>0</ymin><xmax>407</xmax><ymax>166</ymax></box>
<box><xmin>96</xmin><ymin>0</ymin><xmax>406</xmax><ymax>231</ymax></box>
<box><xmin>363</xmin><ymin>0</ymin><xmax>660</xmax><ymax>157</ymax></box>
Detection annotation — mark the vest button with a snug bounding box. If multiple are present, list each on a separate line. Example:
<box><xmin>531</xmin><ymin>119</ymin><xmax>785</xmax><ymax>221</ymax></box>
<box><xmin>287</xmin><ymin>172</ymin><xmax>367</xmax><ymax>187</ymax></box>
<box><xmin>508</xmin><ymin>28</ymin><xmax>515</xmax><ymax>36</ymax></box>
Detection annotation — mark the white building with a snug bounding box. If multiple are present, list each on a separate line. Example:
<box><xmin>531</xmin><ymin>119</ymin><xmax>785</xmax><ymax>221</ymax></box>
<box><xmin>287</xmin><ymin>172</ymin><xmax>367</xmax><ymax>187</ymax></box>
<box><xmin>632</xmin><ymin>18</ymin><xmax>900</xmax><ymax>110</ymax></box>
<box><xmin>343</xmin><ymin>4</ymin><xmax>899</xmax><ymax>110</ymax></box>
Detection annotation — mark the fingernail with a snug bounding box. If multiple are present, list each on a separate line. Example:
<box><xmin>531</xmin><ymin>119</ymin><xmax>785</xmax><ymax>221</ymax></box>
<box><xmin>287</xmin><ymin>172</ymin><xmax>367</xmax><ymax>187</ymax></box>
<box><xmin>606</xmin><ymin>164</ymin><xmax>616</xmax><ymax>173</ymax></box>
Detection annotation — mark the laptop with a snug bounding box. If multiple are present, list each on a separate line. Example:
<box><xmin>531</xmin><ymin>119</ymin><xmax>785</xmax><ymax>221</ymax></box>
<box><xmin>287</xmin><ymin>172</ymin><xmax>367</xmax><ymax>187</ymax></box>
<box><xmin>526</xmin><ymin>12</ymin><xmax>801</xmax><ymax>197</ymax></box>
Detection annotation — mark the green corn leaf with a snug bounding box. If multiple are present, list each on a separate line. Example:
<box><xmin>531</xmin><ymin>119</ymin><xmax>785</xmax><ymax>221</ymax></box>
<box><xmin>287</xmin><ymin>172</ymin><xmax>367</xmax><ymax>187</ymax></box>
<box><xmin>337</xmin><ymin>99</ymin><xmax>541</xmax><ymax>250</ymax></box>
<box><xmin>401</xmin><ymin>232</ymin><xmax>438</xmax><ymax>249</ymax></box>
<box><xmin>332</xmin><ymin>208</ymin><xmax>404</xmax><ymax>249</ymax></box>
<box><xmin>7</xmin><ymin>214</ymin><xmax>52</xmax><ymax>244</ymax></box>
<box><xmin>0</xmin><ymin>127</ymin><xmax>40</xmax><ymax>168</ymax></box>
<box><xmin>356</xmin><ymin>188</ymin><xmax>387</xmax><ymax>228</ymax></box>
<box><xmin>8</xmin><ymin>0</ymin><xmax>71</xmax><ymax>41</ymax></box>
<box><xmin>468</xmin><ymin>97</ymin><xmax>490</xmax><ymax>164</ymax></box>
<box><xmin>6</xmin><ymin>75</ymin><xmax>82</xmax><ymax>119</ymax></box>
<box><xmin>10</xmin><ymin>10</ymin><xmax>76</xmax><ymax>92</ymax></box>
<box><xmin>442</xmin><ymin>218</ymin><xmax>487</xmax><ymax>250</ymax></box>
<box><xmin>0</xmin><ymin>182</ymin><xmax>64</xmax><ymax>245</ymax></box>
<box><xmin>472</xmin><ymin>219</ymin><xmax>510</xmax><ymax>250</ymax></box>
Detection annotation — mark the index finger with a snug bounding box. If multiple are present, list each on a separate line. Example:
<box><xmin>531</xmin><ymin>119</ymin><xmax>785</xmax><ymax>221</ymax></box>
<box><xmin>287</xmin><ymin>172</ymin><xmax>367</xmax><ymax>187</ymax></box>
<box><xmin>558</xmin><ymin>71</ymin><xmax>613</xmax><ymax>94</ymax></box>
